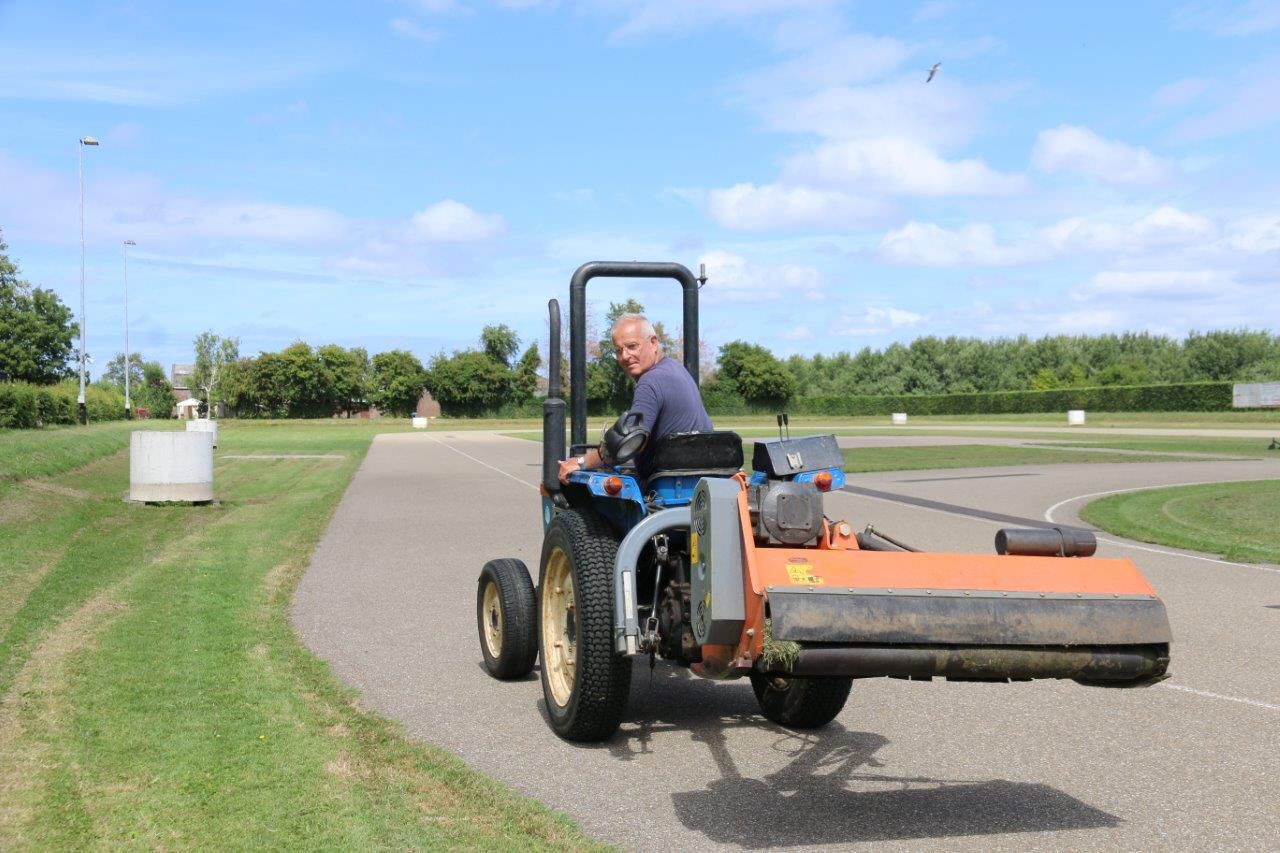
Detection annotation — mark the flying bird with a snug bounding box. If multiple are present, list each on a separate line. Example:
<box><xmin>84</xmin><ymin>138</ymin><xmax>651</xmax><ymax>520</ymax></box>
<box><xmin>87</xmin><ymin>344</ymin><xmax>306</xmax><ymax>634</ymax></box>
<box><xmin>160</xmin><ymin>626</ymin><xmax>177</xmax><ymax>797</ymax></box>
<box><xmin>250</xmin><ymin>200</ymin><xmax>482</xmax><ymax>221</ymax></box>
<box><xmin>926</xmin><ymin>62</ymin><xmax>941</xmax><ymax>83</ymax></box>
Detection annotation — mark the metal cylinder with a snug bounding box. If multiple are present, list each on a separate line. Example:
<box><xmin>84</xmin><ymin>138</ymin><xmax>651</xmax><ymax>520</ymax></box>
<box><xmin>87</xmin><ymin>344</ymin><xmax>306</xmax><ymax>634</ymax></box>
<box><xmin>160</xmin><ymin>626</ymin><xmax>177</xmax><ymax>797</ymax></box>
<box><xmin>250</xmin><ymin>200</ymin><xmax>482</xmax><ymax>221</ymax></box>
<box><xmin>995</xmin><ymin>526</ymin><xmax>1097</xmax><ymax>557</ymax></box>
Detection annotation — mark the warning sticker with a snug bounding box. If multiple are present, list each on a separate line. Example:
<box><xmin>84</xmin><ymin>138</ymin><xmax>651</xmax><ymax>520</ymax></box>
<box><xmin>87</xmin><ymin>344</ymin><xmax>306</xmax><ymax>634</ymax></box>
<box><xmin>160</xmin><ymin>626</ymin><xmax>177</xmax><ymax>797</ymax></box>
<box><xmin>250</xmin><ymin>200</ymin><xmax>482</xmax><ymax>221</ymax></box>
<box><xmin>786</xmin><ymin>563</ymin><xmax>824</xmax><ymax>585</ymax></box>
<box><xmin>690</xmin><ymin>531</ymin><xmax>699</xmax><ymax>564</ymax></box>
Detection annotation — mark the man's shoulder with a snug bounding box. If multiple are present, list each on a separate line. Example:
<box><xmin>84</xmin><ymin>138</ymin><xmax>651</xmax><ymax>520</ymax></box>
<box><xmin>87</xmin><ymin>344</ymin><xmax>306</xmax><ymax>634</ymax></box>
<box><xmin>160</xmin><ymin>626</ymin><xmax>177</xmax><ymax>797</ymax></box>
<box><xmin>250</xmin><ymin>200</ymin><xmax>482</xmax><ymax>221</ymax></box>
<box><xmin>640</xmin><ymin>357</ymin><xmax>690</xmax><ymax>385</ymax></box>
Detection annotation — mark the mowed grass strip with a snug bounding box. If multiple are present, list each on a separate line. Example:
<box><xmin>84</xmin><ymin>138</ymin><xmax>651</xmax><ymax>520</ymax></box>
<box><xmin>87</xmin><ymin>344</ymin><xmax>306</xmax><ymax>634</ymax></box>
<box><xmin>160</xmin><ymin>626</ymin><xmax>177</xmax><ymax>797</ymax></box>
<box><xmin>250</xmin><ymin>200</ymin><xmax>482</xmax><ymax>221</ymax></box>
<box><xmin>0</xmin><ymin>420</ymin><xmax>601</xmax><ymax>850</ymax></box>
<box><xmin>1080</xmin><ymin>480</ymin><xmax>1280</xmax><ymax>564</ymax></box>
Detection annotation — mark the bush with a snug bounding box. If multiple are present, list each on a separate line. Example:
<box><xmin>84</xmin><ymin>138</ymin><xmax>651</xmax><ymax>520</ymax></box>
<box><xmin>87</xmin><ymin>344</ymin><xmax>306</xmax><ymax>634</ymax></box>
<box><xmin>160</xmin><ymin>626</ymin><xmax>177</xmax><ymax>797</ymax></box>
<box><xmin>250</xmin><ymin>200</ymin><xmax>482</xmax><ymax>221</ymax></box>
<box><xmin>0</xmin><ymin>381</ymin><xmax>127</xmax><ymax>428</ymax></box>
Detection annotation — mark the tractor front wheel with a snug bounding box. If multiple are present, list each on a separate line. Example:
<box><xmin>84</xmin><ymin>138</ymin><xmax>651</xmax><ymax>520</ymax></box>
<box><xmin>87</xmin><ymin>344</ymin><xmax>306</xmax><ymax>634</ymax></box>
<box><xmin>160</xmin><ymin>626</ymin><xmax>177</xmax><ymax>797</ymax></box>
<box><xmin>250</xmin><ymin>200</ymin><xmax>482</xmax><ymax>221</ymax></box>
<box><xmin>749</xmin><ymin>671</ymin><xmax>852</xmax><ymax>729</ymax></box>
<box><xmin>539</xmin><ymin>508</ymin><xmax>630</xmax><ymax>741</ymax></box>
<box><xmin>477</xmin><ymin>558</ymin><xmax>538</xmax><ymax>679</ymax></box>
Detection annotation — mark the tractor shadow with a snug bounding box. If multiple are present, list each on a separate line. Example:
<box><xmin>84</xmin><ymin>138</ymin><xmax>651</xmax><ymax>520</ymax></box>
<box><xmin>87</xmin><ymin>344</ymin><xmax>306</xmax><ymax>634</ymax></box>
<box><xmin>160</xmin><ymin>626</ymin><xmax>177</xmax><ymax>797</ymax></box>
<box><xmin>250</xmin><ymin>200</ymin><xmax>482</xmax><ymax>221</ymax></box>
<box><xmin>606</xmin><ymin>664</ymin><xmax>1120</xmax><ymax>846</ymax></box>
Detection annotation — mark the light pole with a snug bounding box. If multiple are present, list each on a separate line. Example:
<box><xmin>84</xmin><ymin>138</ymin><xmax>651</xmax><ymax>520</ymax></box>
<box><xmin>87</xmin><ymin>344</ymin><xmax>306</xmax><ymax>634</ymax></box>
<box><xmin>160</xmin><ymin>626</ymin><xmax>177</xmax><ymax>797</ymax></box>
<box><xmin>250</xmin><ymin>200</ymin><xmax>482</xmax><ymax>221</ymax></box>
<box><xmin>77</xmin><ymin>135</ymin><xmax>100</xmax><ymax>425</ymax></box>
<box><xmin>122</xmin><ymin>240</ymin><xmax>136</xmax><ymax>418</ymax></box>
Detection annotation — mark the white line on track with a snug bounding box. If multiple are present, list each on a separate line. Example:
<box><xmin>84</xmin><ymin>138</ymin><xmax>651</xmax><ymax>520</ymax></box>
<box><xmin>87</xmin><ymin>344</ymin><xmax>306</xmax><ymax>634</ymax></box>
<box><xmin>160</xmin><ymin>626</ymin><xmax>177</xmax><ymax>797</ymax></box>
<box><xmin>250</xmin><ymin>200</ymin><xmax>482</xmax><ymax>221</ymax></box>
<box><xmin>1158</xmin><ymin>684</ymin><xmax>1280</xmax><ymax>712</ymax></box>
<box><xmin>425</xmin><ymin>436</ymin><xmax>539</xmax><ymax>492</ymax></box>
<box><xmin>1044</xmin><ymin>482</ymin><xmax>1280</xmax><ymax>575</ymax></box>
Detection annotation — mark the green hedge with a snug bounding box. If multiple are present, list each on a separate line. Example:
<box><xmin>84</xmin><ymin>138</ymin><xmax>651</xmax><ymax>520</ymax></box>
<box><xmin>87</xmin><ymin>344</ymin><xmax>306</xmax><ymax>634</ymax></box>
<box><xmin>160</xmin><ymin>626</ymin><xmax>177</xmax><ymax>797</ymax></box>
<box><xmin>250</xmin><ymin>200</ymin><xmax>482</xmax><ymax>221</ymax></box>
<box><xmin>0</xmin><ymin>381</ymin><xmax>129</xmax><ymax>428</ymax></box>
<box><xmin>697</xmin><ymin>381</ymin><xmax>1236</xmax><ymax>418</ymax></box>
<box><xmin>777</xmin><ymin>381</ymin><xmax>1235</xmax><ymax>417</ymax></box>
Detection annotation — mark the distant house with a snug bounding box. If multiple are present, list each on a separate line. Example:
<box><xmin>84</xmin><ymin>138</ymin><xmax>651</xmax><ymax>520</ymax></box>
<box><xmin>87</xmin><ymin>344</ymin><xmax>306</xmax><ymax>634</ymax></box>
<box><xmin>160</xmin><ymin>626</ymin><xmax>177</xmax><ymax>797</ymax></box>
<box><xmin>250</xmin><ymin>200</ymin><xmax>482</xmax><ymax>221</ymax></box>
<box><xmin>171</xmin><ymin>364</ymin><xmax>194</xmax><ymax>403</ymax></box>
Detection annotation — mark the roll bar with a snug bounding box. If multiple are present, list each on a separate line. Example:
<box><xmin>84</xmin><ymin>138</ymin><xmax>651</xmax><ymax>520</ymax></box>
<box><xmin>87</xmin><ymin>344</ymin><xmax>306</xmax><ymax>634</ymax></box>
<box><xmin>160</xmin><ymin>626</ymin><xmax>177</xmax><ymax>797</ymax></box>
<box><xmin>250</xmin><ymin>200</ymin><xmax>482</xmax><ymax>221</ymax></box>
<box><xmin>568</xmin><ymin>261</ymin><xmax>701</xmax><ymax>449</ymax></box>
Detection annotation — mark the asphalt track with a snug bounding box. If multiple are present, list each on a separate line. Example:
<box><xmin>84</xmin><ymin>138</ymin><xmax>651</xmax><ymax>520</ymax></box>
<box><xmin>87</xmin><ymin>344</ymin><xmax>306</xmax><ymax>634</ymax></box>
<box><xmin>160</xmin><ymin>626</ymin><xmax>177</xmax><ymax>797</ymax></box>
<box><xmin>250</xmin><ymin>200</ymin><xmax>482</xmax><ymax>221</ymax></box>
<box><xmin>293</xmin><ymin>432</ymin><xmax>1280</xmax><ymax>851</ymax></box>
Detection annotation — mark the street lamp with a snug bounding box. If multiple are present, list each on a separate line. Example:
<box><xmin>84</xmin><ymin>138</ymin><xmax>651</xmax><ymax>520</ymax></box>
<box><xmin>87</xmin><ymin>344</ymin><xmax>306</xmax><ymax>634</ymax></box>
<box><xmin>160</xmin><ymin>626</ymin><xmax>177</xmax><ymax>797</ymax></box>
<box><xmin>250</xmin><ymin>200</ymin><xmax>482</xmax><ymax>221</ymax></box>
<box><xmin>78</xmin><ymin>135</ymin><xmax>100</xmax><ymax>425</ymax></box>
<box><xmin>122</xmin><ymin>240</ymin><xmax>136</xmax><ymax>419</ymax></box>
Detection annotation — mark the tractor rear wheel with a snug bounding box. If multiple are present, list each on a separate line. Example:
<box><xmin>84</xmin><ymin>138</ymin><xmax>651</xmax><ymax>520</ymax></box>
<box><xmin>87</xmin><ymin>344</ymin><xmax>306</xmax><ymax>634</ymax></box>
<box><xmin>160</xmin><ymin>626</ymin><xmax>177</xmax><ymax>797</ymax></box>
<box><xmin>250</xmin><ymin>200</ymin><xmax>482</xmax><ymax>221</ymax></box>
<box><xmin>538</xmin><ymin>508</ymin><xmax>630</xmax><ymax>741</ymax></box>
<box><xmin>749</xmin><ymin>671</ymin><xmax>852</xmax><ymax>729</ymax></box>
<box><xmin>477</xmin><ymin>558</ymin><xmax>538</xmax><ymax>679</ymax></box>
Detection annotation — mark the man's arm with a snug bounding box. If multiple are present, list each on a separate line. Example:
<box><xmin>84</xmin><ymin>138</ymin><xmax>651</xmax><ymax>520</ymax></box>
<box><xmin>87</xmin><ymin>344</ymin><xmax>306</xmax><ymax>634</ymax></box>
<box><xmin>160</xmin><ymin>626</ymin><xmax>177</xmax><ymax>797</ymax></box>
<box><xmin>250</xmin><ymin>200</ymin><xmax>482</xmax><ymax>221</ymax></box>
<box><xmin>557</xmin><ymin>447</ymin><xmax>602</xmax><ymax>483</ymax></box>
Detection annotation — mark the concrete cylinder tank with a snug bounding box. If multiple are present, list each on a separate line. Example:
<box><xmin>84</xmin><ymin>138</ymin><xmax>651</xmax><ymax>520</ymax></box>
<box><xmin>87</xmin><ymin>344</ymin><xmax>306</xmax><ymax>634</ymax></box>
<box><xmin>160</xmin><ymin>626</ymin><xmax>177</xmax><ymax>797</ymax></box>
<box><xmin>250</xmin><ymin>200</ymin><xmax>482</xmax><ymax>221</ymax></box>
<box><xmin>891</xmin><ymin>412</ymin><xmax>908</xmax><ymax>425</ymax></box>
<box><xmin>412</xmin><ymin>416</ymin><xmax>428</xmax><ymax>429</ymax></box>
<box><xmin>186</xmin><ymin>418</ymin><xmax>219</xmax><ymax>447</ymax></box>
<box><xmin>129</xmin><ymin>431</ymin><xmax>214</xmax><ymax>503</ymax></box>
<box><xmin>1067</xmin><ymin>409</ymin><xmax>1086</xmax><ymax>426</ymax></box>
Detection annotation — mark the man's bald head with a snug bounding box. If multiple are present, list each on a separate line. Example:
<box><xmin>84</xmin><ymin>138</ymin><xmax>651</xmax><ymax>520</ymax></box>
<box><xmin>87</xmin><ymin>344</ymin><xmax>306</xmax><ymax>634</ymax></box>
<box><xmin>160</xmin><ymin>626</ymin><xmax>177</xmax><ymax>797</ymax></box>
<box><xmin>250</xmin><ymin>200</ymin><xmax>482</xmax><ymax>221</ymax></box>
<box><xmin>611</xmin><ymin>313</ymin><xmax>662</xmax><ymax>378</ymax></box>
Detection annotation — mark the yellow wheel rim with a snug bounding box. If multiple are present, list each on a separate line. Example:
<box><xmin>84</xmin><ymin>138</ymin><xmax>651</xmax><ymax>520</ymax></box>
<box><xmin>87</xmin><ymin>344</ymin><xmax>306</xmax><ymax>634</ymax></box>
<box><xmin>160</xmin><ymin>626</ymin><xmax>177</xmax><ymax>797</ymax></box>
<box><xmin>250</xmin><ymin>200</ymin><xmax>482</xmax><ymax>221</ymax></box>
<box><xmin>541</xmin><ymin>546</ymin><xmax>576</xmax><ymax>707</ymax></box>
<box><xmin>482</xmin><ymin>580</ymin><xmax>503</xmax><ymax>660</ymax></box>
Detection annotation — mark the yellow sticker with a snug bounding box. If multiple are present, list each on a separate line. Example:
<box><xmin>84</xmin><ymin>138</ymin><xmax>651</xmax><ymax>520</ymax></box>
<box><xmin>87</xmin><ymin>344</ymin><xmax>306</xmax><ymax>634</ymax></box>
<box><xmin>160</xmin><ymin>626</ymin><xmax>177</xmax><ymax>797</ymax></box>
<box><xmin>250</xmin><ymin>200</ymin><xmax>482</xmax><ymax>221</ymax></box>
<box><xmin>690</xmin><ymin>531</ymin><xmax>699</xmax><ymax>564</ymax></box>
<box><xmin>787</xmin><ymin>563</ymin><xmax>824</xmax><ymax>585</ymax></box>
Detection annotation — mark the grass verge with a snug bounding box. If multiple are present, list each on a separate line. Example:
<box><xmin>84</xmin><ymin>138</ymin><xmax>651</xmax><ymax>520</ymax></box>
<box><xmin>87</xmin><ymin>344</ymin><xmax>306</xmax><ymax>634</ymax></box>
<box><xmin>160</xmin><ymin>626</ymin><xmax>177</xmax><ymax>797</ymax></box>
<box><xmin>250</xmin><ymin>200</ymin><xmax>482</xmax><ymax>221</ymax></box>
<box><xmin>837</xmin><ymin>444</ymin><xmax>1193</xmax><ymax>473</ymax></box>
<box><xmin>1080</xmin><ymin>480</ymin><xmax>1280</xmax><ymax>563</ymax></box>
<box><xmin>0</xmin><ymin>419</ymin><xmax>601</xmax><ymax>849</ymax></box>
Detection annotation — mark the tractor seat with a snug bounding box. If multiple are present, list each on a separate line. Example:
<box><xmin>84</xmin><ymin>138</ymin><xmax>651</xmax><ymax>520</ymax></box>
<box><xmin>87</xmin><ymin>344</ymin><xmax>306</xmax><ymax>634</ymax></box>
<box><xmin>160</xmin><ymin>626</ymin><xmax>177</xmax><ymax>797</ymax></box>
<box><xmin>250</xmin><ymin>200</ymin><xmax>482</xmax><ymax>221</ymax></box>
<box><xmin>644</xmin><ymin>431</ymin><xmax>743</xmax><ymax>485</ymax></box>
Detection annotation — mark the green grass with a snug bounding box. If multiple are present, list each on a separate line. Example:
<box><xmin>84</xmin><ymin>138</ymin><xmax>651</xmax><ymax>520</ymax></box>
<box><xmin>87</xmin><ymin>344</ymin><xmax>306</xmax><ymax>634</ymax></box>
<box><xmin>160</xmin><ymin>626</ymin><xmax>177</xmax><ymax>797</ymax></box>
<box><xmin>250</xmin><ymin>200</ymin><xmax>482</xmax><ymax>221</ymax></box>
<box><xmin>1081</xmin><ymin>480</ymin><xmax>1280</xmax><ymax>563</ymax></box>
<box><xmin>0</xmin><ymin>419</ymin><xmax>180</xmax><ymax>484</ymax></box>
<box><xmin>0</xmin><ymin>419</ymin><xmax>601</xmax><ymax>850</ymax></box>
<box><xmin>1039</xmin><ymin>436</ymin><xmax>1273</xmax><ymax>457</ymax></box>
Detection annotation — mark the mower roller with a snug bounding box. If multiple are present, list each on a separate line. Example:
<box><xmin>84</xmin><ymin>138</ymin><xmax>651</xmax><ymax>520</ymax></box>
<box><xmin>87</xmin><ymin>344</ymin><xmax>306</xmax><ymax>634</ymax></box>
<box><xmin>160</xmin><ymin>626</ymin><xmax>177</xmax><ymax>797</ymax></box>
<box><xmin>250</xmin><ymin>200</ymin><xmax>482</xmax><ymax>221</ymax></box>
<box><xmin>476</xmin><ymin>261</ymin><xmax>1171</xmax><ymax>742</ymax></box>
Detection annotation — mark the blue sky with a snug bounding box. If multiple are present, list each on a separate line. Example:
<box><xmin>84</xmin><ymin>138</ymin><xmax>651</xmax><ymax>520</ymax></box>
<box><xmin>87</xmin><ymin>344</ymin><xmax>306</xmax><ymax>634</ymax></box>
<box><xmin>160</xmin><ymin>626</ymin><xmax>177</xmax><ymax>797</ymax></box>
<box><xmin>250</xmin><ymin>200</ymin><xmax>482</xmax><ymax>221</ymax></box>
<box><xmin>2</xmin><ymin>0</ymin><xmax>1278</xmax><ymax>375</ymax></box>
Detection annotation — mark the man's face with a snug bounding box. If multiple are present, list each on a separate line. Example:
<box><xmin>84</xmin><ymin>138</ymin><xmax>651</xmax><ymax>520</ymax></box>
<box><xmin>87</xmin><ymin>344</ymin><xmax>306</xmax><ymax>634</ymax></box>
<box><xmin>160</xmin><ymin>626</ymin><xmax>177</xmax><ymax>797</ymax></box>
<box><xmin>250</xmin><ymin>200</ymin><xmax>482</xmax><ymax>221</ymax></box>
<box><xmin>612</xmin><ymin>321</ymin><xmax>661</xmax><ymax>379</ymax></box>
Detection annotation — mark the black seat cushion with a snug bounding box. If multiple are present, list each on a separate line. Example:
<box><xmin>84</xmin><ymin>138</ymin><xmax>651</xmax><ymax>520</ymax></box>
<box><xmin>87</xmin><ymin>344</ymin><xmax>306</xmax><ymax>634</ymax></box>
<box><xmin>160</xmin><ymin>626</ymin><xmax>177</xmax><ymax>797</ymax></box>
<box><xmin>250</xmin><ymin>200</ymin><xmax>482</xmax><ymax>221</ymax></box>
<box><xmin>647</xmin><ymin>431</ymin><xmax>743</xmax><ymax>474</ymax></box>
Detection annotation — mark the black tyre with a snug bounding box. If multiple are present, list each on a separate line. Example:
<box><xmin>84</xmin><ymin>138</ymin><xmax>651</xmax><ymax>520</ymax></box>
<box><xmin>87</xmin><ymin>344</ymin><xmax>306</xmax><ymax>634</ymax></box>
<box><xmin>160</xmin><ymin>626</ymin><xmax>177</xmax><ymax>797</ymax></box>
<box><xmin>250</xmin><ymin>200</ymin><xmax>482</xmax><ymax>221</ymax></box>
<box><xmin>538</xmin><ymin>508</ymin><xmax>631</xmax><ymax>741</ymax></box>
<box><xmin>477</xmin><ymin>558</ymin><xmax>538</xmax><ymax>680</ymax></box>
<box><xmin>749</xmin><ymin>671</ymin><xmax>852</xmax><ymax>729</ymax></box>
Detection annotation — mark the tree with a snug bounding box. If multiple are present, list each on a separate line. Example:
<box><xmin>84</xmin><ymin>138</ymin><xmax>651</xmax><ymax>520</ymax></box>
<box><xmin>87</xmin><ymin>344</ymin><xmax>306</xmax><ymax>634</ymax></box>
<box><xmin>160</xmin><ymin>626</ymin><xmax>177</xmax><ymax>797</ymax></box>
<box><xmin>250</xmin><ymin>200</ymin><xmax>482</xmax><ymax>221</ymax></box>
<box><xmin>191</xmin><ymin>331</ymin><xmax>240</xmax><ymax>418</ymax></box>
<box><xmin>370</xmin><ymin>350</ymin><xmax>427</xmax><ymax>416</ymax></box>
<box><xmin>512</xmin><ymin>343</ymin><xmax>540</xmax><ymax>403</ymax></box>
<box><xmin>480</xmin><ymin>324</ymin><xmax>520</xmax><ymax>368</ymax></box>
<box><xmin>0</xmin><ymin>234</ymin><xmax>77</xmax><ymax>384</ymax></box>
<box><xmin>714</xmin><ymin>340</ymin><xmax>795</xmax><ymax>407</ymax></box>
<box><xmin>426</xmin><ymin>350</ymin><xmax>507</xmax><ymax>416</ymax></box>
<box><xmin>134</xmin><ymin>361</ymin><xmax>176</xmax><ymax>417</ymax></box>
<box><xmin>102</xmin><ymin>352</ymin><xmax>146</xmax><ymax>390</ymax></box>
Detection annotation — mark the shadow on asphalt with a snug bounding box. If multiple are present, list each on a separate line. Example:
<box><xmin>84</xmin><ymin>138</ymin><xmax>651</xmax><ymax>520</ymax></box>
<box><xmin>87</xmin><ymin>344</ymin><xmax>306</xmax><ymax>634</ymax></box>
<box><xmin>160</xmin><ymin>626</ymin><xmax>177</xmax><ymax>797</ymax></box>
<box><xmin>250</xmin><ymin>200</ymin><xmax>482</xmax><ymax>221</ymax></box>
<box><xmin>561</xmin><ymin>663</ymin><xmax>1118</xmax><ymax>846</ymax></box>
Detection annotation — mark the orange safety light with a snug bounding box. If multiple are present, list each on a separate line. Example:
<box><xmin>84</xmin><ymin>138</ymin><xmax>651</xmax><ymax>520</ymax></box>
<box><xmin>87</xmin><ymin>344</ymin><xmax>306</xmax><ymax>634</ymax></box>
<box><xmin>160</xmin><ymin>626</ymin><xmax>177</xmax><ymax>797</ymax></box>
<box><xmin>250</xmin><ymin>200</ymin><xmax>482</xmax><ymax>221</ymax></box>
<box><xmin>604</xmin><ymin>476</ymin><xmax>624</xmax><ymax>496</ymax></box>
<box><xmin>813</xmin><ymin>470</ymin><xmax>833</xmax><ymax>492</ymax></box>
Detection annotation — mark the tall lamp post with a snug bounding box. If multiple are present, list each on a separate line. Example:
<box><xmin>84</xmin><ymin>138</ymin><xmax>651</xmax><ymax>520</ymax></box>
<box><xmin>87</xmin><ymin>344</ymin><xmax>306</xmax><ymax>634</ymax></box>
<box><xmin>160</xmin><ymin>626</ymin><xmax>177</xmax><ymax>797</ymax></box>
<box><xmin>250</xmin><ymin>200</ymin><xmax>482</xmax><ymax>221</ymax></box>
<box><xmin>122</xmin><ymin>240</ymin><xmax>136</xmax><ymax>419</ymax></box>
<box><xmin>77</xmin><ymin>135</ymin><xmax>100</xmax><ymax>425</ymax></box>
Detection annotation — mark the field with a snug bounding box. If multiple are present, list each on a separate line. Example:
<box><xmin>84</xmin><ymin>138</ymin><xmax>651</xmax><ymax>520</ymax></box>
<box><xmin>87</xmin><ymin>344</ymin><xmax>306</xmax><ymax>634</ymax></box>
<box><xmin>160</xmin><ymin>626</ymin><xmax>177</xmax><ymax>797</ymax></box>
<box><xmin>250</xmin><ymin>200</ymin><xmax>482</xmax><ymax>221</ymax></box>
<box><xmin>0</xmin><ymin>420</ymin><xmax>598</xmax><ymax>849</ymax></box>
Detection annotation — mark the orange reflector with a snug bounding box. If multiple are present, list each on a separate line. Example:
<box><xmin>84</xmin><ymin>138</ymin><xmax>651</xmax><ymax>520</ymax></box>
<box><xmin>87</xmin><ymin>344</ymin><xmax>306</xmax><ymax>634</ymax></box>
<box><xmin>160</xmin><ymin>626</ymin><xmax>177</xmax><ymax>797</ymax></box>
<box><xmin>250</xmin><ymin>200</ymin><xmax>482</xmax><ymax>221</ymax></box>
<box><xmin>604</xmin><ymin>476</ymin><xmax>623</xmax><ymax>496</ymax></box>
<box><xmin>813</xmin><ymin>470</ymin><xmax>833</xmax><ymax>492</ymax></box>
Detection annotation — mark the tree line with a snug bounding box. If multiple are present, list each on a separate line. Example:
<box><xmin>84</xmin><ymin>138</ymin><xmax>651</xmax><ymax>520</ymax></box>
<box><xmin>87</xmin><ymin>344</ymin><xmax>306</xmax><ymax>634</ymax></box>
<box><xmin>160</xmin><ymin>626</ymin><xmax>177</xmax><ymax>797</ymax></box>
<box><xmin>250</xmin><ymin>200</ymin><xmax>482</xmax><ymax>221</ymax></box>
<box><xmin>5</xmin><ymin>229</ymin><xmax>1278</xmax><ymax>421</ymax></box>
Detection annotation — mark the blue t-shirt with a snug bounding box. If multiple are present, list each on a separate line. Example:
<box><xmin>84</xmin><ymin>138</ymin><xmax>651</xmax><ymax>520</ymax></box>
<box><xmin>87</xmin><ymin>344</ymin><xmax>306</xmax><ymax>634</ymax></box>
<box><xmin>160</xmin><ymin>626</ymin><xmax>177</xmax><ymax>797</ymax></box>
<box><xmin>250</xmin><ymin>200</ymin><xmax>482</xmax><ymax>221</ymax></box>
<box><xmin>629</xmin><ymin>356</ymin><xmax>713</xmax><ymax>478</ymax></box>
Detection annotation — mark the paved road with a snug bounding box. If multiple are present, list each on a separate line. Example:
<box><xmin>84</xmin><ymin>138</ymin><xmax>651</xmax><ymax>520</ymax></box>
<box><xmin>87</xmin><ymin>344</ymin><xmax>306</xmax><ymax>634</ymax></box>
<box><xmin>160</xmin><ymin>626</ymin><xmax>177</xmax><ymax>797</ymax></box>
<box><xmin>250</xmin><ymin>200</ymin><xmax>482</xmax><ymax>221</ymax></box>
<box><xmin>293</xmin><ymin>433</ymin><xmax>1280</xmax><ymax>851</ymax></box>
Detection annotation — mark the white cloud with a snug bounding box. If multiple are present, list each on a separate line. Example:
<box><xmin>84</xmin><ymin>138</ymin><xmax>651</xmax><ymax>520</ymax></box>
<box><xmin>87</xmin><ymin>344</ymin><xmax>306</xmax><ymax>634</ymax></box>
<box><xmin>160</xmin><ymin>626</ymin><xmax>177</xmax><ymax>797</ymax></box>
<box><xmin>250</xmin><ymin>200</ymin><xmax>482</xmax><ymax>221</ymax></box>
<box><xmin>780</xmin><ymin>325</ymin><xmax>814</xmax><ymax>341</ymax></box>
<box><xmin>879</xmin><ymin>222</ymin><xmax>1031</xmax><ymax>266</ymax></box>
<box><xmin>755</xmin><ymin>78</ymin><xmax>988</xmax><ymax>145</ymax></box>
<box><xmin>783</xmin><ymin>137</ymin><xmax>1026</xmax><ymax>196</ymax></box>
<box><xmin>1031</xmin><ymin>125</ymin><xmax>1174</xmax><ymax>185</ymax></box>
<box><xmin>1174</xmin><ymin>56</ymin><xmax>1280</xmax><ymax>140</ymax></box>
<box><xmin>1153</xmin><ymin>77</ymin><xmax>1210</xmax><ymax>107</ymax></box>
<box><xmin>832</xmin><ymin>304</ymin><xmax>924</xmax><ymax>336</ymax></box>
<box><xmin>1174</xmin><ymin>0</ymin><xmax>1280</xmax><ymax>36</ymax></box>
<box><xmin>696</xmin><ymin>249</ymin><xmax>824</xmax><ymax>302</ymax></box>
<box><xmin>408</xmin><ymin>200</ymin><xmax>505</xmax><ymax>241</ymax></box>
<box><xmin>391</xmin><ymin>18</ymin><xmax>444</xmax><ymax>43</ymax></box>
<box><xmin>1043</xmin><ymin>206</ymin><xmax>1216</xmax><ymax>253</ymax></box>
<box><xmin>1224</xmin><ymin>215</ymin><xmax>1280</xmax><ymax>253</ymax></box>
<box><xmin>706</xmin><ymin>183</ymin><xmax>883</xmax><ymax>231</ymax></box>
<box><xmin>609</xmin><ymin>0</ymin><xmax>836</xmax><ymax>37</ymax></box>
<box><xmin>1079</xmin><ymin>269</ymin><xmax>1236</xmax><ymax>297</ymax></box>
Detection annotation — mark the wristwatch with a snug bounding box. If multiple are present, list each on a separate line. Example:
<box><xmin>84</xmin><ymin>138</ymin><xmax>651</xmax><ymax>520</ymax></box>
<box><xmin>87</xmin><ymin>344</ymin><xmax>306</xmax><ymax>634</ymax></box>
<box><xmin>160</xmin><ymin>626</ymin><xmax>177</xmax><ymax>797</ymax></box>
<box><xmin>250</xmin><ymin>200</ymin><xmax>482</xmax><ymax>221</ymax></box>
<box><xmin>576</xmin><ymin>455</ymin><xmax>587</xmax><ymax>468</ymax></box>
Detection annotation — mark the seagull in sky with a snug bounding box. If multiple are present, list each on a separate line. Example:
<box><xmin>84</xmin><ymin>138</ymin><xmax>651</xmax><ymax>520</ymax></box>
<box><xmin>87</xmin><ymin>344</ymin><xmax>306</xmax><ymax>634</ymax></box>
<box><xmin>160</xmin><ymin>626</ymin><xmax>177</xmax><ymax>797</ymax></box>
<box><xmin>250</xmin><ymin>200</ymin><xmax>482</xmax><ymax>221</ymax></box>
<box><xmin>926</xmin><ymin>62</ymin><xmax>941</xmax><ymax>83</ymax></box>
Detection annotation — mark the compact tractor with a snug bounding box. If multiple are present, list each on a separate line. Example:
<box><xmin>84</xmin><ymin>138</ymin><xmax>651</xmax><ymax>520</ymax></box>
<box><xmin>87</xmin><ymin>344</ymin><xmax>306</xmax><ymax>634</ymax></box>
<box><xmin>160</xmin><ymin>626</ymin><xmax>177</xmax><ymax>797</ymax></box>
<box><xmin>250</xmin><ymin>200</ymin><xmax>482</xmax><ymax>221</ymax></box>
<box><xmin>476</xmin><ymin>261</ymin><xmax>1172</xmax><ymax>742</ymax></box>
